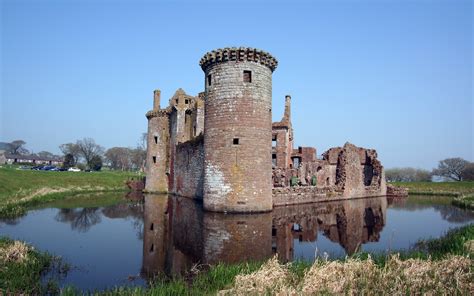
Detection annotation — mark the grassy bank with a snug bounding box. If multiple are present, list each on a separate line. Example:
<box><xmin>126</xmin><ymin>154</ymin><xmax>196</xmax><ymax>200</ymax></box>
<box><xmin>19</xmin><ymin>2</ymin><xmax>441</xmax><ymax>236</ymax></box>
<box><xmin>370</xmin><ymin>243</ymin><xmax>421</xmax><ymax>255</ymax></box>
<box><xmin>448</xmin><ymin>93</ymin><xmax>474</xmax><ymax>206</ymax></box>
<box><xmin>392</xmin><ymin>181</ymin><xmax>474</xmax><ymax>196</ymax></box>
<box><xmin>0</xmin><ymin>166</ymin><xmax>137</xmax><ymax>218</ymax></box>
<box><xmin>392</xmin><ymin>181</ymin><xmax>474</xmax><ymax>209</ymax></box>
<box><xmin>453</xmin><ymin>193</ymin><xmax>474</xmax><ymax>210</ymax></box>
<box><xmin>0</xmin><ymin>237</ymin><xmax>66</xmax><ymax>295</ymax></box>
<box><xmin>58</xmin><ymin>224</ymin><xmax>473</xmax><ymax>295</ymax></box>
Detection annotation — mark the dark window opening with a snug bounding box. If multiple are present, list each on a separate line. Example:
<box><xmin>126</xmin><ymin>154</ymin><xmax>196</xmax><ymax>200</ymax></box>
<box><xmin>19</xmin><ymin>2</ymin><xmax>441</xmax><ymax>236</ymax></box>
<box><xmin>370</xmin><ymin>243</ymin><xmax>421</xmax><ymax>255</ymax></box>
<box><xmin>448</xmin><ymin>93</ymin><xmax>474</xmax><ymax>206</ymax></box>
<box><xmin>175</xmin><ymin>99</ymin><xmax>178</xmax><ymax>104</ymax></box>
<box><xmin>233</xmin><ymin>138</ymin><xmax>239</xmax><ymax>145</ymax></box>
<box><xmin>298</xmin><ymin>147</ymin><xmax>302</xmax><ymax>153</ymax></box>
<box><xmin>150</xmin><ymin>223</ymin><xmax>154</xmax><ymax>231</ymax></box>
<box><xmin>272</xmin><ymin>154</ymin><xmax>277</xmax><ymax>167</ymax></box>
<box><xmin>152</xmin><ymin>156</ymin><xmax>156</xmax><ymax>163</ymax></box>
<box><xmin>272</xmin><ymin>228</ymin><xmax>277</xmax><ymax>236</ymax></box>
<box><xmin>193</xmin><ymin>126</ymin><xmax>197</xmax><ymax>136</ymax></box>
<box><xmin>243</xmin><ymin>70</ymin><xmax>252</xmax><ymax>83</ymax></box>
<box><xmin>154</xmin><ymin>136</ymin><xmax>158</xmax><ymax>144</ymax></box>
<box><xmin>150</xmin><ymin>244</ymin><xmax>154</xmax><ymax>253</ymax></box>
<box><xmin>185</xmin><ymin>99</ymin><xmax>189</xmax><ymax>104</ymax></box>
<box><xmin>207</xmin><ymin>74</ymin><xmax>212</xmax><ymax>86</ymax></box>
<box><xmin>316</xmin><ymin>166</ymin><xmax>322</xmax><ymax>172</ymax></box>
<box><xmin>326</xmin><ymin>177</ymin><xmax>330</xmax><ymax>186</ymax></box>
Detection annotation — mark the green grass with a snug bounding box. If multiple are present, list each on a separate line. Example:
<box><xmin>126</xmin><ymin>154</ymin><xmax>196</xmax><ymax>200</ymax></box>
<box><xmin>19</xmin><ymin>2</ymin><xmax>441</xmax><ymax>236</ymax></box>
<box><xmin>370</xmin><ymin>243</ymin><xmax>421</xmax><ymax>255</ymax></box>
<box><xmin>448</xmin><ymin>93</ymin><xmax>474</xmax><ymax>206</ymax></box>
<box><xmin>392</xmin><ymin>181</ymin><xmax>474</xmax><ymax>196</ymax></box>
<box><xmin>0</xmin><ymin>237</ymin><xmax>65</xmax><ymax>295</ymax></box>
<box><xmin>392</xmin><ymin>181</ymin><xmax>474</xmax><ymax>209</ymax></box>
<box><xmin>412</xmin><ymin>223</ymin><xmax>474</xmax><ymax>258</ymax></box>
<box><xmin>0</xmin><ymin>165</ymin><xmax>138</xmax><ymax>218</ymax></box>
<box><xmin>452</xmin><ymin>193</ymin><xmax>474</xmax><ymax>210</ymax></box>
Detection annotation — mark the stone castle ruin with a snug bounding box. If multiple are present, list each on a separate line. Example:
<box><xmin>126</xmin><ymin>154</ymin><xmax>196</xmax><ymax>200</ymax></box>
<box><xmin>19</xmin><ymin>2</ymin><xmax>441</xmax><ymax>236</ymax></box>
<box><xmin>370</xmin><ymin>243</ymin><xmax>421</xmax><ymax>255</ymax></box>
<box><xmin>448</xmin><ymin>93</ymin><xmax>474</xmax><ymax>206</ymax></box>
<box><xmin>145</xmin><ymin>47</ymin><xmax>386</xmax><ymax>213</ymax></box>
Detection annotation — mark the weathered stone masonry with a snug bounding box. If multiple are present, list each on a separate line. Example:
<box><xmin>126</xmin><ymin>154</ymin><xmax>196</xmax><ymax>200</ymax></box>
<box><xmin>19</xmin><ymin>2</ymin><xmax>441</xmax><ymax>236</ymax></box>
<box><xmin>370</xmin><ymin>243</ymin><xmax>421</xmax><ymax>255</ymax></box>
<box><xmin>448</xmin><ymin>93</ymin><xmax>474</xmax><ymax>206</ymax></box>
<box><xmin>144</xmin><ymin>47</ymin><xmax>387</xmax><ymax>213</ymax></box>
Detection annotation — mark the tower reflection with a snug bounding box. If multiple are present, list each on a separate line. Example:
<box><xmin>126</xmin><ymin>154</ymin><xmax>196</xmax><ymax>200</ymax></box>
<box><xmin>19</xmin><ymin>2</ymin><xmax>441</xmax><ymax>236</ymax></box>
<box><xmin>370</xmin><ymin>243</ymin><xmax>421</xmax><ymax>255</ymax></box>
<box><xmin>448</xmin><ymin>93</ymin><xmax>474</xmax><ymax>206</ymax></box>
<box><xmin>142</xmin><ymin>195</ymin><xmax>386</xmax><ymax>278</ymax></box>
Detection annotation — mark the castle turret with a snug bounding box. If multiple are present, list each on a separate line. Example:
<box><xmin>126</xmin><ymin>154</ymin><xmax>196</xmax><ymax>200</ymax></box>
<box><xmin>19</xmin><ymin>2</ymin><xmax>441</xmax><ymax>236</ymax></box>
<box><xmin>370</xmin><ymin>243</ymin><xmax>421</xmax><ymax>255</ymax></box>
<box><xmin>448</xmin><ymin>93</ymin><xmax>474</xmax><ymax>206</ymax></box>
<box><xmin>200</xmin><ymin>47</ymin><xmax>278</xmax><ymax>212</ymax></box>
<box><xmin>145</xmin><ymin>90</ymin><xmax>170</xmax><ymax>192</ymax></box>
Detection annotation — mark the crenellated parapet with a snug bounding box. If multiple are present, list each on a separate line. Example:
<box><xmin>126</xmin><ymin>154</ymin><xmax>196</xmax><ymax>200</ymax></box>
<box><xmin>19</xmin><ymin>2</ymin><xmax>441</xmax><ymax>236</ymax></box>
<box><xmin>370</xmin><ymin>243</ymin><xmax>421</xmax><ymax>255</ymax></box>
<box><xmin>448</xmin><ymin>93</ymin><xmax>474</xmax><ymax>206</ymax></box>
<box><xmin>145</xmin><ymin>109</ymin><xmax>170</xmax><ymax>119</ymax></box>
<box><xmin>199</xmin><ymin>47</ymin><xmax>278</xmax><ymax>72</ymax></box>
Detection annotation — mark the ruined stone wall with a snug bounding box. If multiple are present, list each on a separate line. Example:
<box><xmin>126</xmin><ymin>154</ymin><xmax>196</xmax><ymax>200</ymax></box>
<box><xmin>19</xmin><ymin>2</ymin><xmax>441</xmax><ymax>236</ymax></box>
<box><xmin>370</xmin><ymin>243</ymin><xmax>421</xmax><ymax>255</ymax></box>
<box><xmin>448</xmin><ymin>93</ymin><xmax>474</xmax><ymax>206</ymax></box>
<box><xmin>168</xmin><ymin>110</ymin><xmax>178</xmax><ymax>191</ymax></box>
<box><xmin>201</xmin><ymin>48</ymin><xmax>276</xmax><ymax>212</ymax></box>
<box><xmin>273</xmin><ymin>127</ymin><xmax>292</xmax><ymax>169</ymax></box>
<box><xmin>172</xmin><ymin>135</ymin><xmax>204</xmax><ymax>199</ymax></box>
<box><xmin>195</xmin><ymin>94</ymin><xmax>205</xmax><ymax>137</ymax></box>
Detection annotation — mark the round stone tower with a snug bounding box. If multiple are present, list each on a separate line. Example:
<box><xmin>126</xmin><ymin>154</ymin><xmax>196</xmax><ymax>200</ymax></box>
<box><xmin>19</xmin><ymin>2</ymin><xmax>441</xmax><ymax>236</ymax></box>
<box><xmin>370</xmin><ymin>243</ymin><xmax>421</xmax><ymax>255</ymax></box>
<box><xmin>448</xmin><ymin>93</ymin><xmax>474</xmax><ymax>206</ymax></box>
<box><xmin>199</xmin><ymin>47</ymin><xmax>278</xmax><ymax>213</ymax></box>
<box><xmin>145</xmin><ymin>90</ymin><xmax>170</xmax><ymax>193</ymax></box>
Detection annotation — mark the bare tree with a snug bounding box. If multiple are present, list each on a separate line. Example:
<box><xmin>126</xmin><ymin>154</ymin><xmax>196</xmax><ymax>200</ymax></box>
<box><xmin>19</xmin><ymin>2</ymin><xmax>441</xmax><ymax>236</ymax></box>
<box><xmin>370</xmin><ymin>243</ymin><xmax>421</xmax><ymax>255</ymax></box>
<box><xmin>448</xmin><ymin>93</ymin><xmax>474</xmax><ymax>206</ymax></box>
<box><xmin>9</xmin><ymin>140</ymin><xmax>28</xmax><ymax>155</ymax></box>
<box><xmin>37</xmin><ymin>151</ymin><xmax>54</xmax><ymax>159</ymax></box>
<box><xmin>138</xmin><ymin>132</ymin><xmax>147</xmax><ymax>151</ymax></box>
<box><xmin>76</xmin><ymin>138</ymin><xmax>104</xmax><ymax>169</ymax></box>
<box><xmin>130</xmin><ymin>147</ymin><xmax>146</xmax><ymax>171</ymax></box>
<box><xmin>105</xmin><ymin>147</ymin><xmax>131</xmax><ymax>170</ymax></box>
<box><xmin>432</xmin><ymin>158</ymin><xmax>469</xmax><ymax>181</ymax></box>
<box><xmin>59</xmin><ymin>143</ymin><xmax>81</xmax><ymax>163</ymax></box>
<box><xmin>385</xmin><ymin>167</ymin><xmax>432</xmax><ymax>182</ymax></box>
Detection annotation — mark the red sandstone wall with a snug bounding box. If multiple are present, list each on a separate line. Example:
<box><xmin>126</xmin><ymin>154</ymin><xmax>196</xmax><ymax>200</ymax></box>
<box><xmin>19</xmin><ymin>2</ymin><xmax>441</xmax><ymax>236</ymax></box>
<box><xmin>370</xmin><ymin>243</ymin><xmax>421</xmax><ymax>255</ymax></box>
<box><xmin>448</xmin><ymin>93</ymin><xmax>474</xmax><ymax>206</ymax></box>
<box><xmin>172</xmin><ymin>136</ymin><xmax>204</xmax><ymax>199</ymax></box>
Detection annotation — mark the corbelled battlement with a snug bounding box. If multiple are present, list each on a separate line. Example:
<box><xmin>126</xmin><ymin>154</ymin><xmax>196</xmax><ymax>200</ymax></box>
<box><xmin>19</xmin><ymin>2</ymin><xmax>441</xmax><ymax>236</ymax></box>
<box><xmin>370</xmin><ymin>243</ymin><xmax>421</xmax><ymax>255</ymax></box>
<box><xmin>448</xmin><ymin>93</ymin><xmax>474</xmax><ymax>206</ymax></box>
<box><xmin>145</xmin><ymin>109</ymin><xmax>169</xmax><ymax>119</ymax></box>
<box><xmin>199</xmin><ymin>47</ymin><xmax>278</xmax><ymax>73</ymax></box>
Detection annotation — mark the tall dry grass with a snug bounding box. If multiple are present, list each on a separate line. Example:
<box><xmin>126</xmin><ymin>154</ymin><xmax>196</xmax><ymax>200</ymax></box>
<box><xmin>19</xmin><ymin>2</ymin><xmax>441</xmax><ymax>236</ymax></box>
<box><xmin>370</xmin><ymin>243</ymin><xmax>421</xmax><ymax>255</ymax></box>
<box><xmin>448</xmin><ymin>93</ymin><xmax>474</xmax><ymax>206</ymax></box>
<box><xmin>220</xmin><ymin>255</ymin><xmax>473</xmax><ymax>295</ymax></box>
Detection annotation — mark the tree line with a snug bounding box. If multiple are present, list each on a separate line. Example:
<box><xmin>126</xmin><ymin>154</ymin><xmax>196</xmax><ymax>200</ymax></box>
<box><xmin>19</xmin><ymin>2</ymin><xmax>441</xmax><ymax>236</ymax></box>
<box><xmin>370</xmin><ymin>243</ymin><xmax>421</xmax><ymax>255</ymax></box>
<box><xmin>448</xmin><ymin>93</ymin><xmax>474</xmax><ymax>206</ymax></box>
<box><xmin>59</xmin><ymin>135</ymin><xmax>146</xmax><ymax>171</ymax></box>
<box><xmin>3</xmin><ymin>135</ymin><xmax>147</xmax><ymax>172</ymax></box>
<box><xmin>386</xmin><ymin>157</ymin><xmax>474</xmax><ymax>182</ymax></box>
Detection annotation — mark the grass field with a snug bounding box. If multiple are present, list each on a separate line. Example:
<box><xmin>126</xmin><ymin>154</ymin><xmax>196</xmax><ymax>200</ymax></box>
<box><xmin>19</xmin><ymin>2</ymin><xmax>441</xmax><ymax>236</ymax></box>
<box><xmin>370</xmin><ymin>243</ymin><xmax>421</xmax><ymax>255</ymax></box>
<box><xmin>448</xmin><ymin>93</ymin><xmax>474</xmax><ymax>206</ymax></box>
<box><xmin>392</xmin><ymin>181</ymin><xmax>474</xmax><ymax>195</ymax></box>
<box><xmin>392</xmin><ymin>181</ymin><xmax>474</xmax><ymax>209</ymax></box>
<box><xmin>0</xmin><ymin>165</ymin><xmax>138</xmax><ymax>217</ymax></box>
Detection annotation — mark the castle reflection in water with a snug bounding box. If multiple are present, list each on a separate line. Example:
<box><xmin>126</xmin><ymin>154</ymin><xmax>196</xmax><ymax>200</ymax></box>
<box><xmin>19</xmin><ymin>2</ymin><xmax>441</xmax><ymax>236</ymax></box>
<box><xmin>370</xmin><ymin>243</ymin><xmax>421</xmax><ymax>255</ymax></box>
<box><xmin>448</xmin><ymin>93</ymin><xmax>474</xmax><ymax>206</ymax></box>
<box><xmin>141</xmin><ymin>195</ymin><xmax>386</xmax><ymax>277</ymax></box>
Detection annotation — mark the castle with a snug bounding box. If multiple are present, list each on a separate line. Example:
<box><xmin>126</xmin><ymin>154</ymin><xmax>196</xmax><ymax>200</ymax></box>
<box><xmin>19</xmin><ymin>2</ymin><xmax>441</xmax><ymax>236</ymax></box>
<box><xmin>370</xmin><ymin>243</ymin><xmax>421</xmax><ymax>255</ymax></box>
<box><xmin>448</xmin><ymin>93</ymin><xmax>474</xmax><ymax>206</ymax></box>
<box><xmin>145</xmin><ymin>47</ymin><xmax>386</xmax><ymax>213</ymax></box>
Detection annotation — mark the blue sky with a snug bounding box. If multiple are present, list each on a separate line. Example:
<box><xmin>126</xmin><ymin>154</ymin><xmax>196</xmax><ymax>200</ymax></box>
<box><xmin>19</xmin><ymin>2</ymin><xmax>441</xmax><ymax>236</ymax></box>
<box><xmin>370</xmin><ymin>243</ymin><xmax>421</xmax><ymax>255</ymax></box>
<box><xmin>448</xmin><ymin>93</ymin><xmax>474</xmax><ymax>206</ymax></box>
<box><xmin>1</xmin><ymin>0</ymin><xmax>472</xmax><ymax>169</ymax></box>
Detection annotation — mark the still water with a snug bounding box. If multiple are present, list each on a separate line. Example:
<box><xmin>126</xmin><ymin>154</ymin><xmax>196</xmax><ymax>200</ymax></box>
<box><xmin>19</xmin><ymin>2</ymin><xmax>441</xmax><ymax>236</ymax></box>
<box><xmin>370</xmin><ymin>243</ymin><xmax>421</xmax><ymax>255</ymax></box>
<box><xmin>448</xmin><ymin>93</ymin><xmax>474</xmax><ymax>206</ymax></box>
<box><xmin>0</xmin><ymin>193</ymin><xmax>473</xmax><ymax>291</ymax></box>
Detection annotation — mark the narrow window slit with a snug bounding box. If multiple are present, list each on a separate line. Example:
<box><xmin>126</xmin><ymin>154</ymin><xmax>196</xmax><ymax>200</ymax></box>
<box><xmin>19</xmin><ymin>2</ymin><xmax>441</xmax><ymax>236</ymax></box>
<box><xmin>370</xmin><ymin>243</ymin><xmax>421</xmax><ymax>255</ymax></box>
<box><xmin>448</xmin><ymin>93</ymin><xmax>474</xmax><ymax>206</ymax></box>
<box><xmin>243</xmin><ymin>70</ymin><xmax>252</xmax><ymax>83</ymax></box>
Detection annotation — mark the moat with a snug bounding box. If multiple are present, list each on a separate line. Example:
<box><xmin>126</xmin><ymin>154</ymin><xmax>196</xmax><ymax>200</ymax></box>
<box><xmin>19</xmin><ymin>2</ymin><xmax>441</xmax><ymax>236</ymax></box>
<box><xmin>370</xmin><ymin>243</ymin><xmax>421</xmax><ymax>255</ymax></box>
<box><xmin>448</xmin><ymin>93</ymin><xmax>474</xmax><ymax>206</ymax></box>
<box><xmin>1</xmin><ymin>193</ymin><xmax>473</xmax><ymax>291</ymax></box>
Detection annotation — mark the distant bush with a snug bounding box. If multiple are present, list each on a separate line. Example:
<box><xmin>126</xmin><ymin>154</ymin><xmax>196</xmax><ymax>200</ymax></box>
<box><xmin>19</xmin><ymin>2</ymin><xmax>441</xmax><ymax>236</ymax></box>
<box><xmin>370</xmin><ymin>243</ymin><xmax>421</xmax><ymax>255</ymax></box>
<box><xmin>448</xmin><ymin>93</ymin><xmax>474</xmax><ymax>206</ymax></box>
<box><xmin>385</xmin><ymin>167</ymin><xmax>432</xmax><ymax>182</ymax></box>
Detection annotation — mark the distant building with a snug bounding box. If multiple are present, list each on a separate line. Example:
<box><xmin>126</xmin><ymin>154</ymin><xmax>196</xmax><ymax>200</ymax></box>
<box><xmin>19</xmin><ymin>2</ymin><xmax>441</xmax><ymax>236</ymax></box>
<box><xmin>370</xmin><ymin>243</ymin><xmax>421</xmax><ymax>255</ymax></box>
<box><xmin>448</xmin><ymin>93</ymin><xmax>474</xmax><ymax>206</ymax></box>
<box><xmin>4</xmin><ymin>153</ymin><xmax>63</xmax><ymax>166</ymax></box>
<box><xmin>0</xmin><ymin>150</ymin><xmax>6</xmax><ymax>165</ymax></box>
